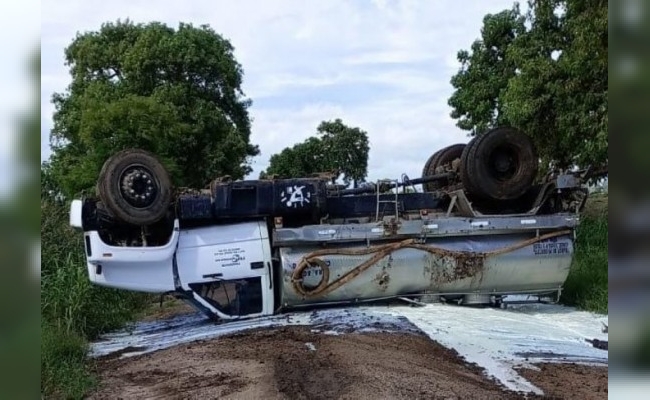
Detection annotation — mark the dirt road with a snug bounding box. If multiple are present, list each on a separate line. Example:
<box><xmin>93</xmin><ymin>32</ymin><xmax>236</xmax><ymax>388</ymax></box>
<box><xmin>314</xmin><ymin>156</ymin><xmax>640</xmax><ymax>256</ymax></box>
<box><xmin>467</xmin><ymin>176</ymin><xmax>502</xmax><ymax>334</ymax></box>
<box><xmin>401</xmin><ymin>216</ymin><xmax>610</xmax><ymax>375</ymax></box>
<box><xmin>89</xmin><ymin>326</ymin><xmax>607</xmax><ymax>400</ymax></box>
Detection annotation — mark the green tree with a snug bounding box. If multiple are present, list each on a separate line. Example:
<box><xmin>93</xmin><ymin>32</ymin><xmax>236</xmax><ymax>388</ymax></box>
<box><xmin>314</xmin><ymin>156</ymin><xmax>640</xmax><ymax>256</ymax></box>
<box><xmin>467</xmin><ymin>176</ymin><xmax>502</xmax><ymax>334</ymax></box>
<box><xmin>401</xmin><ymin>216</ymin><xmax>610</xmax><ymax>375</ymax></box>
<box><xmin>501</xmin><ymin>0</ymin><xmax>568</xmax><ymax>168</ymax></box>
<box><xmin>448</xmin><ymin>0</ymin><xmax>608</xmax><ymax>170</ymax></box>
<box><xmin>262</xmin><ymin>119</ymin><xmax>369</xmax><ymax>186</ymax></box>
<box><xmin>262</xmin><ymin>137</ymin><xmax>328</xmax><ymax>180</ymax></box>
<box><xmin>316</xmin><ymin>119</ymin><xmax>370</xmax><ymax>186</ymax></box>
<box><xmin>548</xmin><ymin>0</ymin><xmax>607</xmax><ymax>168</ymax></box>
<box><xmin>47</xmin><ymin>20</ymin><xmax>259</xmax><ymax>197</ymax></box>
<box><xmin>448</xmin><ymin>5</ymin><xmax>526</xmax><ymax>135</ymax></box>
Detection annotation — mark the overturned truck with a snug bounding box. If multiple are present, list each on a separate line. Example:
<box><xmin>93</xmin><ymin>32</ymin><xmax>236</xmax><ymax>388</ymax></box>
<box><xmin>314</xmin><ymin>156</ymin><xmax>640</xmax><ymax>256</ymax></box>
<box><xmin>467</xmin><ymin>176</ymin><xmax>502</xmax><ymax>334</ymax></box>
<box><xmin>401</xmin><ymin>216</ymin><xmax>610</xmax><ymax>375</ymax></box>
<box><xmin>70</xmin><ymin>127</ymin><xmax>593</xmax><ymax>321</ymax></box>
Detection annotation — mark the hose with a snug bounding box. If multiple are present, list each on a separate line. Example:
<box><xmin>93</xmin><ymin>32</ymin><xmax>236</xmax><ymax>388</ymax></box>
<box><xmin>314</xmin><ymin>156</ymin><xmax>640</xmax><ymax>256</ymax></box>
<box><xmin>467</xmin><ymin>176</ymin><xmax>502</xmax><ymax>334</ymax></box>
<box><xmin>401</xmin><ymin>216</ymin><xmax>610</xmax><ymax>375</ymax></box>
<box><xmin>291</xmin><ymin>229</ymin><xmax>573</xmax><ymax>299</ymax></box>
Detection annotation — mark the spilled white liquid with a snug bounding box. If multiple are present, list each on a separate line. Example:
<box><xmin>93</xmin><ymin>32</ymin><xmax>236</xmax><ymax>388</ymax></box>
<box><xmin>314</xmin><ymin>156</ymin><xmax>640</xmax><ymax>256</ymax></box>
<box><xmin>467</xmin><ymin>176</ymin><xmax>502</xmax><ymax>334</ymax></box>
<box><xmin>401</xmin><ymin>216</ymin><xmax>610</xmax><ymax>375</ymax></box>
<box><xmin>91</xmin><ymin>298</ymin><xmax>607</xmax><ymax>395</ymax></box>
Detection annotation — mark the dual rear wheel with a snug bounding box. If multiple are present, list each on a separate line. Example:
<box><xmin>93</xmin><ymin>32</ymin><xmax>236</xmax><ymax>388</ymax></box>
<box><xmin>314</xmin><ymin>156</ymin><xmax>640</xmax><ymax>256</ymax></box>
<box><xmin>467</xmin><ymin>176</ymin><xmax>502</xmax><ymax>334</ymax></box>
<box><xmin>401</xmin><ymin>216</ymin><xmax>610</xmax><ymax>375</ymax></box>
<box><xmin>421</xmin><ymin>127</ymin><xmax>538</xmax><ymax>202</ymax></box>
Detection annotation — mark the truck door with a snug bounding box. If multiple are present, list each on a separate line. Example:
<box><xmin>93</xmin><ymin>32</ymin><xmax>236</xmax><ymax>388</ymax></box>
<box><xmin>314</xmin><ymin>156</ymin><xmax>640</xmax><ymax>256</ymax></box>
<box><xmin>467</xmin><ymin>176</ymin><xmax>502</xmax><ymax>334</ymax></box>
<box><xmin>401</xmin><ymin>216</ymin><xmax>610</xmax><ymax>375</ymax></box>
<box><xmin>175</xmin><ymin>220</ymin><xmax>274</xmax><ymax>320</ymax></box>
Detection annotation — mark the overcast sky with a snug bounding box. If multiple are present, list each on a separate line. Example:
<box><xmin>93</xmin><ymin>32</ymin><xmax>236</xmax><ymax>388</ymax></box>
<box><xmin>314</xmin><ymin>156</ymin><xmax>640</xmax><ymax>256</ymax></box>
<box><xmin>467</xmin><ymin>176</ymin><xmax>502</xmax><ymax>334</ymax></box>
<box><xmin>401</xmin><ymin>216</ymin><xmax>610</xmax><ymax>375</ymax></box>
<box><xmin>40</xmin><ymin>0</ymin><xmax>518</xmax><ymax>182</ymax></box>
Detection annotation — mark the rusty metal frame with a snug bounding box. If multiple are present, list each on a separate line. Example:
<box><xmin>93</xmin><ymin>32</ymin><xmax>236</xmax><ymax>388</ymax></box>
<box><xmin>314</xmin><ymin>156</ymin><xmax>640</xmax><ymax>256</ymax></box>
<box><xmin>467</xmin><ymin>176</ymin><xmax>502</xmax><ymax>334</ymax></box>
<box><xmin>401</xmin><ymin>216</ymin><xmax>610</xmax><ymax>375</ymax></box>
<box><xmin>272</xmin><ymin>213</ymin><xmax>578</xmax><ymax>246</ymax></box>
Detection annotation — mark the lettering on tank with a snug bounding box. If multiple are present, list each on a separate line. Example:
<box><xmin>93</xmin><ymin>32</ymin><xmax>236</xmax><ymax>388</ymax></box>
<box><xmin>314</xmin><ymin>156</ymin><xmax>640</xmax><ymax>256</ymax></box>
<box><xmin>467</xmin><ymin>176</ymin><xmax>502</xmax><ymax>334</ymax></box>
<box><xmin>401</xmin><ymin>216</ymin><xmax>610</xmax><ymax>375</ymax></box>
<box><xmin>533</xmin><ymin>237</ymin><xmax>569</xmax><ymax>256</ymax></box>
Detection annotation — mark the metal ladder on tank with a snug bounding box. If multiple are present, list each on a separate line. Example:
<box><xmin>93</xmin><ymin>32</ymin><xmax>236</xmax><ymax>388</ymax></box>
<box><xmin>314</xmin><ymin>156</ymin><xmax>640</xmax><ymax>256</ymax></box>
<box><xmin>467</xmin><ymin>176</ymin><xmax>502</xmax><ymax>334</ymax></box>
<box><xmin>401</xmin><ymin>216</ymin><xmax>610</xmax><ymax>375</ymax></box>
<box><xmin>375</xmin><ymin>179</ymin><xmax>400</xmax><ymax>222</ymax></box>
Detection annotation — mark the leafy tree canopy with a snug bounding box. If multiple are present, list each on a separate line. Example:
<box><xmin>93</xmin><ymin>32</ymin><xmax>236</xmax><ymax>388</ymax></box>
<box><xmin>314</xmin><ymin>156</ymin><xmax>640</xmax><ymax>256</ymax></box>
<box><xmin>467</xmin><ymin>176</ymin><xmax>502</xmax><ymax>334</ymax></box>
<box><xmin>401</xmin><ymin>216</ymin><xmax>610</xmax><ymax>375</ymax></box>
<box><xmin>448</xmin><ymin>0</ymin><xmax>607</xmax><ymax>170</ymax></box>
<box><xmin>262</xmin><ymin>119</ymin><xmax>370</xmax><ymax>186</ymax></box>
<box><xmin>448</xmin><ymin>5</ymin><xmax>526</xmax><ymax>135</ymax></box>
<box><xmin>46</xmin><ymin>20</ymin><xmax>259</xmax><ymax>197</ymax></box>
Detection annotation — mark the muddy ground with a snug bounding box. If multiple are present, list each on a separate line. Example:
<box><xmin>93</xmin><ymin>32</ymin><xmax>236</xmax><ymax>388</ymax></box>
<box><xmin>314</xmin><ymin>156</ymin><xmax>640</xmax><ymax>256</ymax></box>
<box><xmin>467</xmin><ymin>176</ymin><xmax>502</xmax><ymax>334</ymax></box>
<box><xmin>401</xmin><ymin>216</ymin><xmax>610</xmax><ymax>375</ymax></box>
<box><xmin>516</xmin><ymin>363</ymin><xmax>608</xmax><ymax>400</ymax></box>
<box><xmin>89</xmin><ymin>326</ymin><xmax>607</xmax><ymax>400</ymax></box>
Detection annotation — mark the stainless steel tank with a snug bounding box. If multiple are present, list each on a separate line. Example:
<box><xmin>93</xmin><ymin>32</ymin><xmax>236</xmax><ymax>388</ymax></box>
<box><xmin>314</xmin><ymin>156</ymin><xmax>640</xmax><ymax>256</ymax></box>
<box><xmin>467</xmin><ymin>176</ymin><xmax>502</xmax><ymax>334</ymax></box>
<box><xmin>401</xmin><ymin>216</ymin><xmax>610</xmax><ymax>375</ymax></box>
<box><xmin>278</xmin><ymin>230</ymin><xmax>574</xmax><ymax>308</ymax></box>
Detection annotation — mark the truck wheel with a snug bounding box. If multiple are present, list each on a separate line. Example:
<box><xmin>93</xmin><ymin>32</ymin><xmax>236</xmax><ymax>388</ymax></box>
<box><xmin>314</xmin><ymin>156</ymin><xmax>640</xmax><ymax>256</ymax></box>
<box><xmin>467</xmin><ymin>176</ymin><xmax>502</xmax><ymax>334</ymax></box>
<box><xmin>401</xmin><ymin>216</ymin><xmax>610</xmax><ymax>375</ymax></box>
<box><xmin>421</xmin><ymin>149</ymin><xmax>442</xmax><ymax>191</ymax></box>
<box><xmin>460</xmin><ymin>127</ymin><xmax>538</xmax><ymax>201</ymax></box>
<box><xmin>97</xmin><ymin>149</ymin><xmax>172</xmax><ymax>226</ymax></box>
<box><xmin>422</xmin><ymin>144</ymin><xmax>466</xmax><ymax>192</ymax></box>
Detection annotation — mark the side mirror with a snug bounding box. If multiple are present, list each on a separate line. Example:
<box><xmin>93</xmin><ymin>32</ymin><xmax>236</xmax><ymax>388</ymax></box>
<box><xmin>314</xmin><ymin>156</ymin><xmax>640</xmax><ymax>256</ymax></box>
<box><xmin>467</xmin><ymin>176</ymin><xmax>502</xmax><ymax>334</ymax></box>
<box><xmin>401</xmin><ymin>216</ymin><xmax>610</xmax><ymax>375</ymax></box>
<box><xmin>69</xmin><ymin>199</ymin><xmax>83</xmax><ymax>229</ymax></box>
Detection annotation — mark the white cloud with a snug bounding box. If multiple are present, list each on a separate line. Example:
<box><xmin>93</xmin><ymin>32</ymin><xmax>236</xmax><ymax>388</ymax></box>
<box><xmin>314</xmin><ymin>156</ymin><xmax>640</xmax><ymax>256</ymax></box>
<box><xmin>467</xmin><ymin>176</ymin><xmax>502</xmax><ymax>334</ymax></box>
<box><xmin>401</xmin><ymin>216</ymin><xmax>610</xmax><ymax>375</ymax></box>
<box><xmin>343</xmin><ymin>51</ymin><xmax>438</xmax><ymax>66</ymax></box>
<box><xmin>41</xmin><ymin>0</ymin><xmax>515</xmax><ymax>184</ymax></box>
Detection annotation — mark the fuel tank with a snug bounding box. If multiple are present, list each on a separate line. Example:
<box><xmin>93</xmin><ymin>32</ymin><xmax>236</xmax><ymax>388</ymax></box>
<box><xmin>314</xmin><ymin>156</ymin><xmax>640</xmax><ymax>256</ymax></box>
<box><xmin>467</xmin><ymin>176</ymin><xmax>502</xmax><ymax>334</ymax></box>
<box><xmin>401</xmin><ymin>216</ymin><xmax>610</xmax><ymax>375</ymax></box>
<box><xmin>278</xmin><ymin>231</ymin><xmax>574</xmax><ymax>307</ymax></box>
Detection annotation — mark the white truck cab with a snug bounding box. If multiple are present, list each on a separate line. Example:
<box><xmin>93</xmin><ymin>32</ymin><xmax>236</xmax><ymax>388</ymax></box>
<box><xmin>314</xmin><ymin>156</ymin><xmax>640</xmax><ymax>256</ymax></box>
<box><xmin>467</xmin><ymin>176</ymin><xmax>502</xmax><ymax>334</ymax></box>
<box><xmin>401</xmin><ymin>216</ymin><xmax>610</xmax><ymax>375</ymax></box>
<box><xmin>175</xmin><ymin>221</ymin><xmax>275</xmax><ymax>319</ymax></box>
<box><xmin>71</xmin><ymin>199</ymin><xmax>275</xmax><ymax>320</ymax></box>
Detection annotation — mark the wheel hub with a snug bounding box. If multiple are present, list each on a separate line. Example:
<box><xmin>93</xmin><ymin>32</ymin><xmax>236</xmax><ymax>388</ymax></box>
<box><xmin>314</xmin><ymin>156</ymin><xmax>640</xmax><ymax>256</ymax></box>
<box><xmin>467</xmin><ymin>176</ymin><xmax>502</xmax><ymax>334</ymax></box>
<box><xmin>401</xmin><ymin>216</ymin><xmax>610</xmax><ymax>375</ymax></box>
<box><xmin>490</xmin><ymin>147</ymin><xmax>518</xmax><ymax>181</ymax></box>
<box><xmin>494</xmin><ymin>153</ymin><xmax>512</xmax><ymax>173</ymax></box>
<box><xmin>119</xmin><ymin>167</ymin><xmax>157</xmax><ymax>208</ymax></box>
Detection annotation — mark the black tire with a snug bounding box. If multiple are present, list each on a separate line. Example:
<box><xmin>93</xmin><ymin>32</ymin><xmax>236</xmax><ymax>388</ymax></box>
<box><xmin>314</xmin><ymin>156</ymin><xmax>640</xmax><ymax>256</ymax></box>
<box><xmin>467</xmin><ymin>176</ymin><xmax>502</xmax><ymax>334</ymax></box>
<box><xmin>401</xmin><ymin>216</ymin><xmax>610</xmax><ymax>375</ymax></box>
<box><xmin>97</xmin><ymin>149</ymin><xmax>172</xmax><ymax>226</ymax></box>
<box><xmin>421</xmin><ymin>149</ymin><xmax>442</xmax><ymax>177</ymax></box>
<box><xmin>459</xmin><ymin>135</ymin><xmax>482</xmax><ymax>197</ymax></box>
<box><xmin>460</xmin><ymin>127</ymin><xmax>538</xmax><ymax>201</ymax></box>
<box><xmin>422</xmin><ymin>144</ymin><xmax>466</xmax><ymax>192</ymax></box>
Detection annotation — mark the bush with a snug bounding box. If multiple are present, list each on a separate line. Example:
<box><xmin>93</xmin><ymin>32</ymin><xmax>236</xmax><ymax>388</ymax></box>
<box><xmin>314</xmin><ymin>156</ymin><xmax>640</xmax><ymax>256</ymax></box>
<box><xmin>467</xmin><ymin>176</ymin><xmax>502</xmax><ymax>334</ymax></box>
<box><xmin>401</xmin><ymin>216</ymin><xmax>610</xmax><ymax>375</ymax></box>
<box><xmin>561</xmin><ymin>195</ymin><xmax>608</xmax><ymax>314</ymax></box>
<box><xmin>41</xmin><ymin>198</ymin><xmax>149</xmax><ymax>398</ymax></box>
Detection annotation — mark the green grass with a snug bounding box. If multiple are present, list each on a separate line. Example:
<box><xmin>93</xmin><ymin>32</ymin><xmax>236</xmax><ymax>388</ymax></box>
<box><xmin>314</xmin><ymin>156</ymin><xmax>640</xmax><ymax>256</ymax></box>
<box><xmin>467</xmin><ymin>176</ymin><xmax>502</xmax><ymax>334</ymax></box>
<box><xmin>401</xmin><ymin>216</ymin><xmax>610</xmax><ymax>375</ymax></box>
<box><xmin>41</xmin><ymin>321</ymin><xmax>95</xmax><ymax>399</ymax></box>
<box><xmin>41</xmin><ymin>198</ymin><xmax>149</xmax><ymax>399</ymax></box>
<box><xmin>560</xmin><ymin>194</ymin><xmax>608</xmax><ymax>314</ymax></box>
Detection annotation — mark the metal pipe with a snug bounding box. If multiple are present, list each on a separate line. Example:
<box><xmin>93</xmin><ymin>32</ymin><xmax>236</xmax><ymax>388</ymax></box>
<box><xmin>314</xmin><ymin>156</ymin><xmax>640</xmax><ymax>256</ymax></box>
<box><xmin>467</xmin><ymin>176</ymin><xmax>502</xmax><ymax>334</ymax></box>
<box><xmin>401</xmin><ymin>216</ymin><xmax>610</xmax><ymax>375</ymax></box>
<box><xmin>329</xmin><ymin>173</ymin><xmax>455</xmax><ymax>196</ymax></box>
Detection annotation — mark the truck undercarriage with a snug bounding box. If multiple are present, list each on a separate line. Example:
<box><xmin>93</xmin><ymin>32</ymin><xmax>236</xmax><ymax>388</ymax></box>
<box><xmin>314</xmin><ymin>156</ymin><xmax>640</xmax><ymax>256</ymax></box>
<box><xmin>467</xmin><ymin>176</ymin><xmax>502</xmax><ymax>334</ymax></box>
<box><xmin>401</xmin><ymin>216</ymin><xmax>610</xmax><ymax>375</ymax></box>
<box><xmin>69</xmin><ymin>127</ymin><xmax>602</xmax><ymax>321</ymax></box>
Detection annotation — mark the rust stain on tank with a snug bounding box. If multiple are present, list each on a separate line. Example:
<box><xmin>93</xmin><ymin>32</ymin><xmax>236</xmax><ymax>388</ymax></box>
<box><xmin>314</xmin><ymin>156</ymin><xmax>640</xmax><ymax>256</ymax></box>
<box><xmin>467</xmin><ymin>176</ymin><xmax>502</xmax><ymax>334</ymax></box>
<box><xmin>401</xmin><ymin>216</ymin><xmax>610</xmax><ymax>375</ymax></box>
<box><xmin>374</xmin><ymin>271</ymin><xmax>390</xmax><ymax>291</ymax></box>
<box><xmin>373</xmin><ymin>255</ymin><xmax>392</xmax><ymax>291</ymax></box>
<box><xmin>426</xmin><ymin>251</ymin><xmax>486</xmax><ymax>286</ymax></box>
<box><xmin>454</xmin><ymin>252</ymin><xmax>485</xmax><ymax>279</ymax></box>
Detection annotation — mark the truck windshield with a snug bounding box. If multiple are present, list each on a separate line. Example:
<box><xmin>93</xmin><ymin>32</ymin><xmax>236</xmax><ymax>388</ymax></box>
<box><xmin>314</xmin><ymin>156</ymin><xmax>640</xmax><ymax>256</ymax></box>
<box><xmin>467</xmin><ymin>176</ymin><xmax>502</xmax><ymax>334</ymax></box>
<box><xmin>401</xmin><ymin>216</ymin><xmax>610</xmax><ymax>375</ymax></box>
<box><xmin>189</xmin><ymin>277</ymin><xmax>263</xmax><ymax>317</ymax></box>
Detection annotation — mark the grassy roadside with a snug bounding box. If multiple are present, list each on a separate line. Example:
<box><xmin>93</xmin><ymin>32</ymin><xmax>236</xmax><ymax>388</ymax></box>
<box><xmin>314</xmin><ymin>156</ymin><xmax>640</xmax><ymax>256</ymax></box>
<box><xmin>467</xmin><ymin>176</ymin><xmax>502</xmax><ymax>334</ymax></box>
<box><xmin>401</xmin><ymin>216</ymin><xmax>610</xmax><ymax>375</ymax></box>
<box><xmin>560</xmin><ymin>192</ymin><xmax>608</xmax><ymax>314</ymax></box>
<box><xmin>41</xmin><ymin>199</ymin><xmax>149</xmax><ymax>399</ymax></box>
